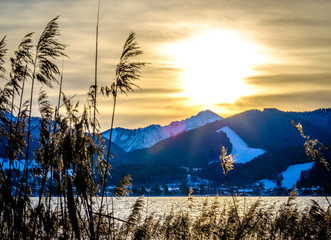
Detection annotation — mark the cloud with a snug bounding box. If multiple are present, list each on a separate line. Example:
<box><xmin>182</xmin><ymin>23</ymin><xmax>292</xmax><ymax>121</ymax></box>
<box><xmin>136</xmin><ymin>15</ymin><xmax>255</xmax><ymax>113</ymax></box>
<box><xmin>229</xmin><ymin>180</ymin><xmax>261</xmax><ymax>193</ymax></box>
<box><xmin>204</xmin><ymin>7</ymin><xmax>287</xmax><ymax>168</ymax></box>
<box><xmin>245</xmin><ymin>72</ymin><xmax>331</xmax><ymax>88</ymax></box>
<box><xmin>221</xmin><ymin>90</ymin><xmax>331</xmax><ymax>113</ymax></box>
<box><xmin>1</xmin><ymin>0</ymin><xmax>331</xmax><ymax>129</ymax></box>
<box><xmin>264</xmin><ymin>17</ymin><xmax>331</xmax><ymax>27</ymax></box>
<box><xmin>134</xmin><ymin>87</ymin><xmax>182</xmax><ymax>95</ymax></box>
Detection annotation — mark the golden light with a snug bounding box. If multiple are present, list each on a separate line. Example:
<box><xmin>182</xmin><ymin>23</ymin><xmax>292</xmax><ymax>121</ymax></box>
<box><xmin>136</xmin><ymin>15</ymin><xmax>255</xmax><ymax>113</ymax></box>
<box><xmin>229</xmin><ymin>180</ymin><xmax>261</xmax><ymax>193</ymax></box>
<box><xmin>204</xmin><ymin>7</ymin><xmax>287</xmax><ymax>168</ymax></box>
<box><xmin>164</xmin><ymin>29</ymin><xmax>268</xmax><ymax>107</ymax></box>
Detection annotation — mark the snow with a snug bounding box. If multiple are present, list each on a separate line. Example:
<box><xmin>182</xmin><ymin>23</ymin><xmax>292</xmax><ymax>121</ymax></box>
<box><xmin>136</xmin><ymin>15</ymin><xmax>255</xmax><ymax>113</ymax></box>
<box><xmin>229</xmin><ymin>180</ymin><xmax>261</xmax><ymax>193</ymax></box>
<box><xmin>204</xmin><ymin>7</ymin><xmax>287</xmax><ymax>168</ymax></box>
<box><xmin>102</xmin><ymin>110</ymin><xmax>222</xmax><ymax>152</ymax></box>
<box><xmin>259</xmin><ymin>179</ymin><xmax>277</xmax><ymax>189</ymax></box>
<box><xmin>217</xmin><ymin>127</ymin><xmax>266</xmax><ymax>163</ymax></box>
<box><xmin>280</xmin><ymin>162</ymin><xmax>314</xmax><ymax>189</ymax></box>
<box><xmin>255</xmin><ymin>162</ymin><xmax>315</xmax><ymax>189</ymax></box>
<box><xmin>120</xmin><ymin>134</ymin><xmax>128</xmax><ymax>141</ymax></box>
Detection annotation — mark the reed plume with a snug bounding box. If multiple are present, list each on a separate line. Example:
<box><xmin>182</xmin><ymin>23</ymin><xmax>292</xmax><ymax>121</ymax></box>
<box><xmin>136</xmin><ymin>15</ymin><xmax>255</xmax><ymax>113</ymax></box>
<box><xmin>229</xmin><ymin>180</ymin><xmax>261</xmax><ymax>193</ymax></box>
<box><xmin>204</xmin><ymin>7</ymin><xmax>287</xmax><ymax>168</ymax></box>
<box><xmin>24</xmin><ymin>16</ymin><xmax>67</xmax><ymax>192</ymax></box>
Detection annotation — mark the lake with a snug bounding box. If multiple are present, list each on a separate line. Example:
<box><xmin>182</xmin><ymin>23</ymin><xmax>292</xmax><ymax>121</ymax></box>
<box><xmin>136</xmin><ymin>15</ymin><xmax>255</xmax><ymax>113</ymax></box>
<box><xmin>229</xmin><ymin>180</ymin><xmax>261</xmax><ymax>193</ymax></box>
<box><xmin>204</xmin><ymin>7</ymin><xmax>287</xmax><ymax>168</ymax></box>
<box><xmin>38</xmin><ymin>196</ymin><xmax>330</xmax><ymax>221</ymax></box>
<box><xmin>111</xmin><ymin>196</ymin><xmax>331</xmax><ymax>220</ymax></box>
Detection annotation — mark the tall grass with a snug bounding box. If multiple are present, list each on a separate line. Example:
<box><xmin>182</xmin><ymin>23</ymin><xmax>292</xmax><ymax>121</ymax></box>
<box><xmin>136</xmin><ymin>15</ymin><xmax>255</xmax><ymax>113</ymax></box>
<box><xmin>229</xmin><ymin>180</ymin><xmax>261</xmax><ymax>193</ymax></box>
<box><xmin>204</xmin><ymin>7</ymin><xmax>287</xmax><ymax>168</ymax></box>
<box><xmin>97</xmin><ymin>31</ymin><xmax>146</xmax><ymax>238</ymax></box>
<box><xmin>0</xmin><ymin>16</ymin><xmax>104</xmax><ymax>239</ymax></box>
<box><xmin>0</xmin><ymin>17</ymin><xmax>330</xmax><ymax>239</ymax></box>
<box><xmin>0</xmin><ymin>16</ymin><xmax>148</xmax><ymax>239</ymax></box>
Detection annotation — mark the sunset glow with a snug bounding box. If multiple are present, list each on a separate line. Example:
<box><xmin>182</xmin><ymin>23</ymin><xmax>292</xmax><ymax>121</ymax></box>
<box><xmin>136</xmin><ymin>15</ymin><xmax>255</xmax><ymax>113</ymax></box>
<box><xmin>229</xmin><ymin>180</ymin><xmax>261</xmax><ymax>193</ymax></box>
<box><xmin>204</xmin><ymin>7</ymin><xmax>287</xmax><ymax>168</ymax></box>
<box><xmin>164</xmin><ymin>30</ymin><xmax>268</xmax><ymax>106</ymax></box>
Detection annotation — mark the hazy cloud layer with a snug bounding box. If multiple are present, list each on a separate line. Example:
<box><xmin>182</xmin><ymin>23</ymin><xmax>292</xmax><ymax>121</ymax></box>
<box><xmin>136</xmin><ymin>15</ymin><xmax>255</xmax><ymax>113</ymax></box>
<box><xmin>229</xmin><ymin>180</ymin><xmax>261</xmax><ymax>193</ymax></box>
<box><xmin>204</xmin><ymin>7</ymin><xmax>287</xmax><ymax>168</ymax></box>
<box><xmin>218</xmin><ymin>90</ymin><xmax>331</xmax><ymax>115</ymax></box>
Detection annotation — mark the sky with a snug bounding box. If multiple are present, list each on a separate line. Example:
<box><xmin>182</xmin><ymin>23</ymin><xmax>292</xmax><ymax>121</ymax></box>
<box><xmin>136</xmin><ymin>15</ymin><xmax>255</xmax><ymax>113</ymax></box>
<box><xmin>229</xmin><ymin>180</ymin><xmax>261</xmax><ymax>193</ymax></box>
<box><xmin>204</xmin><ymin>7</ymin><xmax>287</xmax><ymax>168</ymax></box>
<box><xmin>1</xmin><ymin>0</ymin><xmax>331</xmax><ymax>130</ymax></box>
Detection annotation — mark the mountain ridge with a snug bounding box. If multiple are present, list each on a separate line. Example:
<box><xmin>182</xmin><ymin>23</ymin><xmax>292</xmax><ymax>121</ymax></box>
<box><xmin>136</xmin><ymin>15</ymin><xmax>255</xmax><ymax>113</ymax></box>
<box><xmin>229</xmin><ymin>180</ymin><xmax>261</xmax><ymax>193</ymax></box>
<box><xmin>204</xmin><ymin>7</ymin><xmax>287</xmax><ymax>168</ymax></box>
<box><xmin>107</xmin><ymin>108</ymin><xmax>330</xmax><ymax>193</ymax></box>
<box><xmin>2</xmin><ymin>107</ymin><xmax>330</xmax><ymax>193</ymax></box>
<box><xmin>102</xmin><ymin>109</ymin><xmax>222</xmax><ymax>152</ymax></box>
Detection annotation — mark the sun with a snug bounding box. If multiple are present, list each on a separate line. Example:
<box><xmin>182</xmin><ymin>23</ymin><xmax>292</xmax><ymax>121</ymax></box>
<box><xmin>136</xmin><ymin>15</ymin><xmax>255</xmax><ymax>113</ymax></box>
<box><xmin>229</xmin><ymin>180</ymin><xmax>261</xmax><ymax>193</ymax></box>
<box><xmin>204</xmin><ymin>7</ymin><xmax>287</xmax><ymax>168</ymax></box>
<box><xmin>164</xmin><ymin>29</ymin><xmax>267</xmax><ymax>107</ymax></box>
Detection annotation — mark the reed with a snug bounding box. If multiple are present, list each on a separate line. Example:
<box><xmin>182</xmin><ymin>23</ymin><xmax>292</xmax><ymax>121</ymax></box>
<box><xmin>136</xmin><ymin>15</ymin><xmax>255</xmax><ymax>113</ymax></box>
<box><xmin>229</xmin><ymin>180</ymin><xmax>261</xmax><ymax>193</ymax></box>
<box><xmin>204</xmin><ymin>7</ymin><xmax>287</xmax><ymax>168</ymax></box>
<box><xmin>0</xmin><ymin>17</ymin><xmax>330</xmax><ymax>240</ymax></box>
<box><xmin>96</xmin><ymin>32</ymin><xmax>147</xmax><ymax>236</ymax></box>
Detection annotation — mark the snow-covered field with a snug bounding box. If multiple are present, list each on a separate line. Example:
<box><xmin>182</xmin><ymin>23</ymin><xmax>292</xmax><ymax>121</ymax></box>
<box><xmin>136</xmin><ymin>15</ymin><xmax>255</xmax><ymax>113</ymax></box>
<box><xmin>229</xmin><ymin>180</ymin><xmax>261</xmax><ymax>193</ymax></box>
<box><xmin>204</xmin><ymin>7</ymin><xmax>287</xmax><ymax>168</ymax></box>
<box><xmin>258</xmin><ymin>162</ymin><xmax>315</xmax><ymax>189</ymax></box>
<box><xmin>259</xmin><ymin>179</ymin><xmax>277</xmax><ymax>189</ymax></box>
<box><xmin>280</xmin><ymin>162</ymin><xmax>314</xmax><ymax>189</ymax></box>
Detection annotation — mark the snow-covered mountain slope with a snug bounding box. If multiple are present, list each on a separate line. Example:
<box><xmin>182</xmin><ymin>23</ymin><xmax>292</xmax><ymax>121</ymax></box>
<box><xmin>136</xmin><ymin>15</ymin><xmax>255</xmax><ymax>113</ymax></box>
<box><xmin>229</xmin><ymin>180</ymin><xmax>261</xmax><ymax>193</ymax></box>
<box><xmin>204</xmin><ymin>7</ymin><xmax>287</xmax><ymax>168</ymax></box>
<box><xmin>258</xmin><ymin>162</ymin><xmax>315</xmax><ymax>189</ymax></box>
<box><xmin>216</xmin><ymin>127</ymin><xmax>266</xmax><ymax>164</ymax></box>
<box><xmin>103</xmin><ymin>110</ymin><xmax>222</xmax><ymax>152</ymax></box>
<box><xmin>280</xmin><ymin>162</ymin><xmax>314</xmax><ymax>189</ymax></box>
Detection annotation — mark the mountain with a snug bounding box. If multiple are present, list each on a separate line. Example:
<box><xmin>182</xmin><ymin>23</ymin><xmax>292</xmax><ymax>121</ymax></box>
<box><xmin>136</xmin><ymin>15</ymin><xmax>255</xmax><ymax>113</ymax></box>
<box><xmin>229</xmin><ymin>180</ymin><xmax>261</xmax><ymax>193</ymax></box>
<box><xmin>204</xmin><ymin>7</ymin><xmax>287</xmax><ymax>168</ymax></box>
<box><xmin>108</xmin><ymin>108</ymin><xmax>331</xmax><ymax>193</ymax></box>
<box><xmin>2</xmin><ymin>108</ymin><xmax>330</xmax><ymax>194</ymax></box>
<box><xmin>102</xmin><ymin>109</ymin><xmax>222</xmax><ymax>152</ymax></box>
